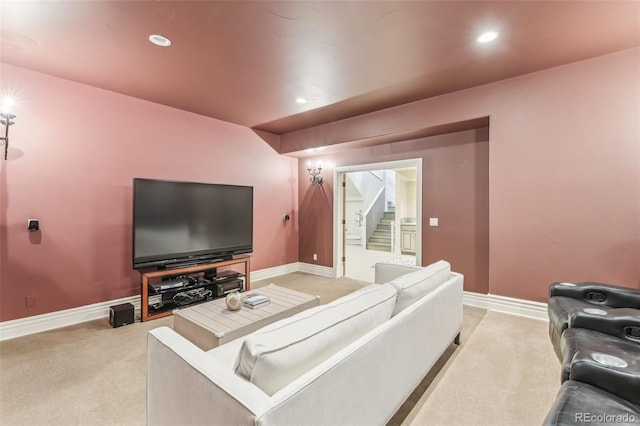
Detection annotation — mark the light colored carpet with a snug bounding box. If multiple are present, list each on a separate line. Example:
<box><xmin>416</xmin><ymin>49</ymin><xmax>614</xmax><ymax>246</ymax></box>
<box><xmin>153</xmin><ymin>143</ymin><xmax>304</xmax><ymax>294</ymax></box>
<box><xmin>408</xmin><ymin>311</ymin><xmax>559</xmax><ymax>426</ymax></box>
<box><xmin>391</xmin><ymin>304</ymin><xmax>487</xmax><ymax>426</ymax></box>
<box><xmin>0</xmin><ymin>314</ymin><xmax>172</xmax><ymax>425</ymax></box>
<box><xmin>0</xmin><ymin>273</ymin><xmax>559</xmax><ymax>425</ymax></box>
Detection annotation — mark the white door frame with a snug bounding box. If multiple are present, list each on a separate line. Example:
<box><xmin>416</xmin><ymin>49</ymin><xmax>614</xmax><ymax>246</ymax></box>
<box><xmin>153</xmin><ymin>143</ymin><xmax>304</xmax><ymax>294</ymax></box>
<box><xmin>333</xmin><ymin>158</ymin><xmax>423</xmax><ymax>278</ymax></box>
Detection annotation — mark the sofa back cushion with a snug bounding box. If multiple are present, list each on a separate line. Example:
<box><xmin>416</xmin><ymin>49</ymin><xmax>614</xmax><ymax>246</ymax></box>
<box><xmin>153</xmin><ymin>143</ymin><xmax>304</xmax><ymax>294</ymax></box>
<box><xmin>389</xmin><ymin>260</ymin><xmax>451</xmax><ymax>316</ymax></box>
<box><xmin>234</xmin><ymin>283</ymin><xmax>397</xmax><ymax>395</ymax></box>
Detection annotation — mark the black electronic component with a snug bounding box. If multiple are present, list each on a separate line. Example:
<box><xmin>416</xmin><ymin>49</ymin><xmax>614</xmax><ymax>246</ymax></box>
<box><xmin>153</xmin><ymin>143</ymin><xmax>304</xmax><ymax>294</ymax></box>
<box><xmin>149</xmin><ymin>278</ymin><xmax>190</xmax><ymax>293</ymax></box>
<box><xmin>215</xmin><ymin>279</ymin><xmax>244</xmax><ymax>296</ymax></box>
<box><xmin>110</xmin><ymin>303</ymin><xmax>134</xmax><ymax>328</ymax></box>
<box><xmin>213</xmin><ymin>270</ymin><xmax>240</xmax><ymax>281</ymax></box>
<box><xmin>132</xmin><ymin>178</ymin><xmax>253</xmax><ymax>270</ymax></box>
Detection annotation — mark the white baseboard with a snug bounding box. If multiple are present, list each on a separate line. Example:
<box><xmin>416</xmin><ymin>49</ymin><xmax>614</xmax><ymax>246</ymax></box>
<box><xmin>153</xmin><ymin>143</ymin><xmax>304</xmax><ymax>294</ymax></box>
<box><xmin>487</xmin><ymin>294</ymin><xmax>548</xmax><ymax>321</ymax></box>
<box><xmin>0</xmin><ymin>264</ymin><xmax>545</xmax><ymax>341</ymax></box>
<box><xmin>297</xmin><ymin>262</ymin><xmax>336</xmax><ymax>278</ymax></box>
<box><xmin>0</xmin><ymin>262</ymin><xmax>303</xmax><ymax>342</ymax></box>
<box><xmin>250</xmin><ymin>262</ymin><xmax>300</xmax><ymax>282</ymax></box>
<box><xmin>249</xmin><ymin>262</ymin><xmax>335</xmax><ymax>281</ymax></box>
<box><xmin>463</xmin><ymin>291</ymin><xmax>488</xmax><ymax>309</ymax></box>
<box><xmin>463</xmin><ymin>291</ymin><xmax>548</xmax><ymax>322</ymax></box>
<box><xmin>0</xmin><ymin>262</ymin><xmax>319</xmax><ymax>341</ymax></box>
<box><xmin>0</xmin><ymin>296</ymin><xmax>141</xmax><ymax>342</ymax></box>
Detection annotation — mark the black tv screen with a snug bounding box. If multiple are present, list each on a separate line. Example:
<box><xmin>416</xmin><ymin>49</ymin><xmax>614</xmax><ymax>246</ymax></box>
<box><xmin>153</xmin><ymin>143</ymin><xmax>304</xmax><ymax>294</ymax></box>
<box><xmin>132</xmin><ymin>178</ymin><xmax>253</xmax><ymax>269</ymax></box>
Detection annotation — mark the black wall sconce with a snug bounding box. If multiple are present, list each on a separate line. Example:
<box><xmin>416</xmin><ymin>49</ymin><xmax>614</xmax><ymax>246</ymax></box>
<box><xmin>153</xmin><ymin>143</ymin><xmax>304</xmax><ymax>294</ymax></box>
<box><xmin>1</xmin><ymin>98</ymin><xmax>16</xmax><ymax>160</ymax></box>
<box><xmin>306</xmin><ymin>161</ymin><xmax>323</xmax><ymax>185</ymax></box>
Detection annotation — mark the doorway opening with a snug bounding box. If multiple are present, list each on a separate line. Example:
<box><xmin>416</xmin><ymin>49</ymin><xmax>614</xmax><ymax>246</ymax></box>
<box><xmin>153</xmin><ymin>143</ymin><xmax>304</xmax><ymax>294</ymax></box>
<box><xmin>334</xmin><ymin>159</ymin><xmax>422</xmax><ymax>282</ymax></box>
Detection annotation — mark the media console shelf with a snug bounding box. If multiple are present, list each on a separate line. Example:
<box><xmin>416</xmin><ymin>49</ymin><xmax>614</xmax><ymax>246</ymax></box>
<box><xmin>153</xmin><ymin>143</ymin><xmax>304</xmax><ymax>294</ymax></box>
<box><xmin>140</xmin><ymin>255</ymin><xmax>251</xmax><ymax>321</ymax></box>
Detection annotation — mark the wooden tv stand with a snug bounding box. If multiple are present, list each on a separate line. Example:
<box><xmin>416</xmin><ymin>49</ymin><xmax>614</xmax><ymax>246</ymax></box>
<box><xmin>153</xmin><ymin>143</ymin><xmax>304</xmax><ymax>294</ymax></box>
<box><xmin>140</xmin><ymin>255</ymin><xmax>251</xmax><ymax>321</ymax></box>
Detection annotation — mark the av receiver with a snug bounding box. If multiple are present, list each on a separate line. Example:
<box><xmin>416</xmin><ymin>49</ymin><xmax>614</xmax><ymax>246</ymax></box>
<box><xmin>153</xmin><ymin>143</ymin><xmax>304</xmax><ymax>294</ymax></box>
<box><xmin>149</xmin><ymin>278</ymin><xmax>189</xmax><ymax>293</ymax></box>
<box><xmin>215</xmin><ymin>279</ymin><xmax>243</xmax><ymax>297</ymax></box>
<box><xmin>204</xmin><ymin>269</ymin><xmax>241</xmax><ymax>282</ymax></box>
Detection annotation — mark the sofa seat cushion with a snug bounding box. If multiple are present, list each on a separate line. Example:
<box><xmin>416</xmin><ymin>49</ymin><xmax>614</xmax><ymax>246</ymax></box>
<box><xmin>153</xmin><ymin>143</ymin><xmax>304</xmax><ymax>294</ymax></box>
<box><xmin>388</xmin><ymin>260</ymin><xmax>451</xmax><ymax>315</ymax></box>
<box><xmin>234</xmin><ymin>283</ymin><xmax>397</xmax><ymax>396</ymax></box>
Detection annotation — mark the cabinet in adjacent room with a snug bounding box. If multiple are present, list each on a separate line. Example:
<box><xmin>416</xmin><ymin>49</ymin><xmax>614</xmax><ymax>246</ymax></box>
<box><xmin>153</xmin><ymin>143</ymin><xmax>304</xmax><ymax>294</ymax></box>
<box><xmin>401</xmin><ymin>224</ymin><xmax>416</xmax><ymax>255</ymax></box>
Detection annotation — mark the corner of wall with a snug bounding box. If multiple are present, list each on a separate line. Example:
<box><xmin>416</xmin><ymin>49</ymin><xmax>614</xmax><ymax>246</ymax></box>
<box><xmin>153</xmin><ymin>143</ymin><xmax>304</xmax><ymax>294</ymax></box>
<box><xmin>251</xmin><ymin>129</ymin><xmax>281</xmax><ymax>153</ymax></box>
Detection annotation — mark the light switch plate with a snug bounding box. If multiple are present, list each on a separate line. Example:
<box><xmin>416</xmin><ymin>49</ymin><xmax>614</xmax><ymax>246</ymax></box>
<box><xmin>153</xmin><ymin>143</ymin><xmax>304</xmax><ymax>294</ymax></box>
<box><xmin>429</xmin><ymin>218</ymin><xmax>439</xmax><ymax>227</ymax></box>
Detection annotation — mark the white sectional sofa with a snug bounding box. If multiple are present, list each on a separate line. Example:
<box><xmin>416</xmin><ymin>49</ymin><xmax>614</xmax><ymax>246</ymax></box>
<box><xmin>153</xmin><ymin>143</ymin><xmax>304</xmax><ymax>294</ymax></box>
<box><xmin>147</xmin><ymin>260</ymin><xmax>463</xmax><ymax>426</ymax></box>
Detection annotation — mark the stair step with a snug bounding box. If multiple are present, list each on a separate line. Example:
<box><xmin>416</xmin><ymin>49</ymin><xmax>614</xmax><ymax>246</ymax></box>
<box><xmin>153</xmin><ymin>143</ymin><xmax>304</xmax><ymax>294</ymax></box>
<box><xmin>369</xmin><ymin>236</ymin><xmax>391</xmax><ymax>244</ymax></box>
<box><xmin>366</xmin><ymin>211</ymin><xmax>396</xmax><ymax>252</ymax></box>
<box><xmin>366</xmin><ymin>243</ymin><xmax>392</xmax><ymax>252</ymax></box>
<box><xmin>372</xmin><ymin>230</ymin><xmax>391</xmax><ymax>237</ymax></box>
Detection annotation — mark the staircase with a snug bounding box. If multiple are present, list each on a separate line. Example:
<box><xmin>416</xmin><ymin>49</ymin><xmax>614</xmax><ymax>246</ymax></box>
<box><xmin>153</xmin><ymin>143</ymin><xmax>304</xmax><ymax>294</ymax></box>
<box><xmin>366</xmin><ymin>212</ymin><xmax>395</xmax><ymax>252</ymax></box>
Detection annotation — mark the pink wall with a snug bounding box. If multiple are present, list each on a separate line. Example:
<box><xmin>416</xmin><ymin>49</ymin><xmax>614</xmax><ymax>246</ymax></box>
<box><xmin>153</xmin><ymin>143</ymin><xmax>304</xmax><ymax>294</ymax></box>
<box><xmin>2</xmin><ymin>47</ymin><xmax>637</xmax><ymax>322</ymax></box>
<box><xmin>0</xmin><ymin>64</ymin><xmax>299</xmax><ymax>322</ymax></box>
<box><xmin>299</xmin><ymin>129</ymin><xmax>490</xmax><ymax>294</ymax></box>
<box><xmin>292</xmin><ymin>48</ymin><xmax>640</xmax><ymax>302</ymax></box>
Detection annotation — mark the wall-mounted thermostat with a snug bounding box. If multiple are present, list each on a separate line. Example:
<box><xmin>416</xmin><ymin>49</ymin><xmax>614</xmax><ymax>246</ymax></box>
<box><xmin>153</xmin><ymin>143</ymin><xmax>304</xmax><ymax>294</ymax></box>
<box><xmin>429</xmin><ymin>218</ymin><xmax>439</xmax><ymax>227</ymax></box>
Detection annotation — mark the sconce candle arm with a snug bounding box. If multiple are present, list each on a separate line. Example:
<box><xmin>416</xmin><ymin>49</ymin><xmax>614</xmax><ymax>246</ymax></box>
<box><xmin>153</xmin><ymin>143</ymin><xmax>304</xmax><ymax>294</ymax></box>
<box><xmin>306</xmin><ymin>164</ymin><xmax>323</xmax><ymax>185</ymax></box>
<box><xmin>0</xmin><ymin>112</ymin><xmax>16</xmax><ymax>161</ymax></box>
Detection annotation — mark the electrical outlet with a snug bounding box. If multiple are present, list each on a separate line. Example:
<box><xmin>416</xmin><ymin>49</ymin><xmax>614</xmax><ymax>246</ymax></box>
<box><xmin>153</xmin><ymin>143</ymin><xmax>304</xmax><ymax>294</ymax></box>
<box><xmin>25</xmin><ymin>296</ymin><xmax>36</xmax><ymax>308</ymax></box>
<box><xmin>313</xmin><ymin>253</ymin><xmax>318</xmax><ymax>261</ymax></box>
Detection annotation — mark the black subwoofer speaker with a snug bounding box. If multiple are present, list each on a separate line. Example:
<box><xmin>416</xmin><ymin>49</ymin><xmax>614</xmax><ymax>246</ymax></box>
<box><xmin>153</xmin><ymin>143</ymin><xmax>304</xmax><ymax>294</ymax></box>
<box><xmin>110</xmin><ymin>303</ymin><xmax>134</xmax><ymax>328</ymax></box>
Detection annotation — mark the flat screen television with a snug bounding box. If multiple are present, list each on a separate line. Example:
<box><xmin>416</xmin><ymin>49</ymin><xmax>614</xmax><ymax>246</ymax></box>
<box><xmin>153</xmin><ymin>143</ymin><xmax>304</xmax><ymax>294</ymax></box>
<box><xmin>132</xmin><ymin>178</ymin><xmax>253</xmax><ymax>270</ymax></box>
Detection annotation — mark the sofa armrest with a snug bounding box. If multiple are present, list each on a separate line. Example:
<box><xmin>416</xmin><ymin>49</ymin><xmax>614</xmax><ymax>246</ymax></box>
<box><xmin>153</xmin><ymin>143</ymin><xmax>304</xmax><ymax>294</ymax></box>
<box><xmin>374</xmin><ymin>263</ymin><xmax>421</xmax><ymax>284</ymax></box>
<box><xmin>568</xmin><ymin>308</ymin><xmax>640</xmax><ymax>344</ymax></box>
<box><xmin>549</xmin><ymin>282</ymin><xmax>640</xmax><ymax>308</ymax></box>
<box><xmin>147</xmin><ymin>326</ymin><xmax>272</xmax><ymax>426</ymax></box>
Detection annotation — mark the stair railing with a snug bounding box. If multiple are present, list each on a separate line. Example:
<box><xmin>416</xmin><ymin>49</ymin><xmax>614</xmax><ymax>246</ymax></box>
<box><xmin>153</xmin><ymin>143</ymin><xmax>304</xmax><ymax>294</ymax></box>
<box><xmin>364</xmin><ymin>187</ymin><xmax>385</xmax><ymax>248</ymax></box>
<box><xmin>390</xmin><ymin>220</ymin><xmax>395</xmax><ymax>253</ymax></box>
<box><xmin>367</xmin><ymin>170</ymin><xmax>384</xmax><ymax>182</ymax></box>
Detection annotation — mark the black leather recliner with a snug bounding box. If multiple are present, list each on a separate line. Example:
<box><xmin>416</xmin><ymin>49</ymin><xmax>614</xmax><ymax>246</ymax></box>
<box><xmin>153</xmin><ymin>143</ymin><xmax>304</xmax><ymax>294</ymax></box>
<box><xmin>559</xmin><ymin>308</ymin><xmax>640</xmax><ymax>383</ymax></box>
<box><xmin>543</xmin><ymin>381</ymin><xmax>640</xmax><ymax>426</ymax></box>
<box><xmin>545</xmin><ymin>282</ymin><xmax>640</xmax><ymax>426</ymax></box>
<box><xmin>547</xmin><ymin>281</ymin><xmax>640</xmax><ymax>359</ymax></box>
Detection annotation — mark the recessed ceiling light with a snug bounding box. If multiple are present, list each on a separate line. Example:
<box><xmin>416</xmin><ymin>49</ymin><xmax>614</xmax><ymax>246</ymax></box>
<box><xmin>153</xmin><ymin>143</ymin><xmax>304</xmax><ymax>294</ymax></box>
<box><xmin>476</xmin><ymin>31</ymin><xmax>499</xmax><ymax>43</ymax></box>
<box><xmin>296</xmin><ymin>97</ymin><xmax>308</xmax><ymax>104</ymax></box>
<box><xmin>149</xmin><ymin>34</ymin><xmax>172</xmax><ymax>47</ymax></box>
